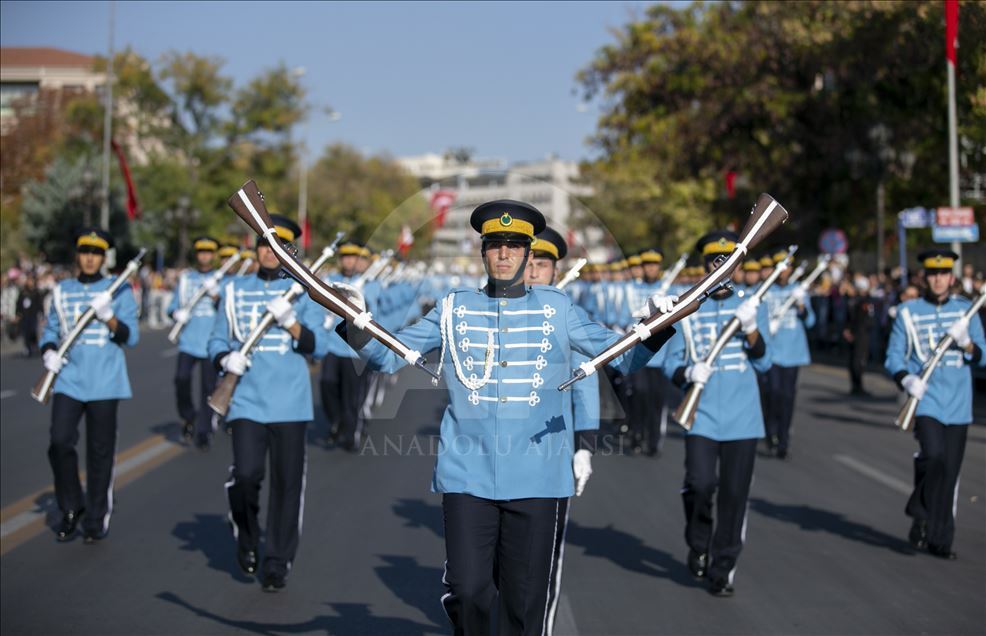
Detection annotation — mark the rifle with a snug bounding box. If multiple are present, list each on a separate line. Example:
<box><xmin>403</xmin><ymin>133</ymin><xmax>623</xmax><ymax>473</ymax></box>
<box><xmin>227</xmin><ymin>180</ymin><xmax>438</xmax><ymax>381</ymax></box>
<box><xmin>354</xmin><ymin>249</ymin><xmax>393</xmax><ymax>290</ymax></box>
<box><xmin>768</xmin><ymin>254</ymin><xmax>831</xmax><ymax>335</ymax></box>
<box><xmin>207</xmin><ymin>233</ymin><xmax>345</xmax><ymax>416</ymax></box>
<box><xmin>556</xmin><ymin>258</ymin><xmax>588</xmax><ymax>290</ymax></box>
<box><xmin>894</xmin><ymin>286</ymin><xmax>986</xmax><ymax>432</ymax></box>
<box><xmin>168</xmin><ymin>251</ymin><xmax>243</xmax><ymax>343</ymax></box>
<box><xmin>673</xmin><ymin>246</ymin><xmax>797</xmax><ymax>429</ymax></box>
<box><xmin>558</xmin><ymin>193</ymin><xmax>789</xmax><ymax>391</ymax></box>
<box><xmin>236</xmin><ymin>258</ymin><xmax>254</xmax><ymax>276</ymax></box>
<box><xmin>657</xmin><ymin>253</ymin><xmax>689</xmax><ymax>295</ymax></box>
<box><xmin>31</xmin><ymin>248</ymin><xmax>147</xmax><ymax>404</ymax></box>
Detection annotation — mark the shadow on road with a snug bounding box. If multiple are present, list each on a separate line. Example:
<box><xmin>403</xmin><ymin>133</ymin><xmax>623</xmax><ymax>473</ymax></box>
<box><xmin>156</xmin><ymin>592</ymin><xmax>439</xmax><ymax>636</ymax></box>
<box><xmin>392</xmin><ymin>498</ymin><xmax>444</xmax><ymax>539</ymax></box>
<box><xmin>565</xmin><ymin>522</ymin><xmax>703</xmax><ymax>588</ymax></box>
<box><xmin>374</xmin><ymin>554</ymin><xmax>447</xmax><ymax>630</ymax></box>
<box><xmin>749</xmin><ymin>498</ymin><xmax>914</xmax><ymax>554</ymax></box>
<box><xmin>149</xmin><ymin>420</ymin><xmax>189</xmax><ymax>445</ymax></box>
<box><xmin>172</xmin><ymin>513</ymin><xmax>254</xmax><ymax>583</ymax></box>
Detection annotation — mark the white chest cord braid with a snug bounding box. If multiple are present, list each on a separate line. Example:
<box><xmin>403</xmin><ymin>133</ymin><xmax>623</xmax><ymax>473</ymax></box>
<box><xmin>433</xmin><ymin>293</ymin><xmax>495</xmax><ymax>390</ymax></box>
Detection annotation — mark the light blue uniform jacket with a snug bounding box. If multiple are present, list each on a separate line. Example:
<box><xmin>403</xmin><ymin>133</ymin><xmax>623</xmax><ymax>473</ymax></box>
<box><xmin>41</xmin><ymin>276</ymin><xmax>139</xmax><ymax>401</ymax></box>
<box><xmin>167</xmin><ymin>269</ymin><xmax>219</xmax><ymax>358</ymax></box>
<box><xmin>763</xmin><ymin>282</ymin><xmax>816</xmax><ymax>367</ymax></box>
<box><xmin>885</xmin><ymin>296</ymin><xmax>985</xmax><ymax>425</ymax></box>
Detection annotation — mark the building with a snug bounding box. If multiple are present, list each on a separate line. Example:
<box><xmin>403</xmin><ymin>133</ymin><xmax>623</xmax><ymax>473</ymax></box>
<box><xmin>0</xmin><ymin>47</ymin><xmax>105</xmax><ymax>132</ymax></box>
<box><xmin>398</xmin><ymin>152</ymin><xmax>596</xmax><ymax>259</ymax></box>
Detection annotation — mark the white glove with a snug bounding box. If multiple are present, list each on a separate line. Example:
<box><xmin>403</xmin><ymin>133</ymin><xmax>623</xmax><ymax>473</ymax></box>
<box><xmin>221</xmin><ymin>351</ymin><xmax>250</xmax><ymax>376</ymax></box>
<box><xmin>647</xmin><ymin>293</ymin><xmax>679</xmax><ymax>315</ymax></box>
<box><xmin>203</xmin><ymin>277</ymin><xmax>220</xmax><ymax>297</ymax></box>
<box><xmin>792</xmin><ymin>287</ymin><xmax>808</xmax><ymax>306</ymax></box>
<box><xmin>735</xmin><ymin>297</ymin><xmax>760</xmax><ymax>335</ymax></box>
<box><xmin>330</xmin><ymin>282</ymin><xmax>366</xmax><ymax>312</ymax></box>
<box><xmin>901</xmin><ymin>374</ymin><xmax>927</xmax><ymax>400</ymax></box>
<box><xmin>266</xmin><ymin>295</ymin><xmax>298</xmax><ymax>329</ymax></box>
<box><xmin>172</xmin><ymin>307</ymin><xmax>191</xmax><ymax>325</ymax></box>
<box><xmin>685</xmin><ymin>361</ymin><xmax>714</xmax><ymax>385</ymax></box>
<box><xmin>43</xmin><ymin>350</ymin><xmax>65</xmax><ymax>374</ymax></box>
<box><xmin>572</xmin><ymin>449</ymin><xmax>593</xmax><ymax>497</ymax></box>
<box><xmin>947</xmin><ymin>318</ymin><xmax>971</xmax><ymax>349</ymax></box>
<box><xmin>89</xmin><ymin>291</ymin><xmax>114</xmax><ymax>322</ymax></box>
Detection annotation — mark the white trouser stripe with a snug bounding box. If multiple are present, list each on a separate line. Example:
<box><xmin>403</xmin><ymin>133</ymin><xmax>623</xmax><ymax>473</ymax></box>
<box><xmin>546</xmin><ymin>501</ymin><xmax>570</xmax><ymax>636</ymax></box>
<box><xmin>541</xmin><ymin>500</ymin><xmax>561</xmax><ymax>636</ymax></box>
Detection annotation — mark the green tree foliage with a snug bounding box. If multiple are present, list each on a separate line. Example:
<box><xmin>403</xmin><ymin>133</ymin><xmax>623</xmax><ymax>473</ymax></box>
<box><xmin>306</xmin><ymin>143</ymin><xmax>433</xmax><ymax>256</ymax></box>
<box><xmin>577</xmin><ymin>1</ymin><xmax>986</xmax><ymax>257</ymax></box>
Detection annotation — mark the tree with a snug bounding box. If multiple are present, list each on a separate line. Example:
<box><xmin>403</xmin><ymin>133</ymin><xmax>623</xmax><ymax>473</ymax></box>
<box><xmin>577</xmin><ymin>1</ymin><xmax>986</xmax><ymax>258</ymax></box>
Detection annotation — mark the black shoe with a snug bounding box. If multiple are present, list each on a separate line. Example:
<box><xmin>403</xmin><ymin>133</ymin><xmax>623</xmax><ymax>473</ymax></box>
<box><xmin>908</xmin><ymin>520</ymin><xmax>927</xmax><ymax>550</ymax></box>
<box><xmin>55</xmin><ymin>509</ymin><xmax>84</xmax><ymax>542</ymax></box>
<box><xmin>927</xmin><ymin>544</ymin><xmax>957</xmax><ymax>560</ymax></box>
<box><xmin>82</xmin><ymin>529</ymin><xmax>107</xmax><ymax>544</ymax></box>
<box><xmin>687</xmin><ymin>550</ymin><xmax>708</xmax><ymax>578</ymax></box>
<box><xmin>708</xmin><ymin>576</ymin><xmax>734</xmax><ymax>597</ymax></box>
<box><xmin>776</xmin><ymin>448</ymin><xmax>789</xmax><ymax>460</ymax></box>
<box><xmin>237</xmin><ymin>547</ymin><xmax>258</xmax><ymax>574</ymax></box>
<box><xmin>181</xmin><ymin>420</ymin><xmax>194</xmax><ymax>441</ymax></box>
<box><xmin>261</xmin><ymin>572</ymin><xmax>286</xmax><ymax>592</ymax></box>
<box><xmin>195</xmin><ymin>433</ymin><xmax>211</xmax><ymax>452</ymax></box>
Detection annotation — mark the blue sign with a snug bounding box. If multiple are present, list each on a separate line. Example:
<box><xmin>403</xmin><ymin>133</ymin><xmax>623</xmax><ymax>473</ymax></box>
<box><xmin>819</xmin><ymin>228</ymin><xmax>848</xmax><ymax>254</ymax></box>
<box><xmin>932</xmin><ymin>224</ymin><xmax>979</xmax><ymax>243</ymax></box>
<box><xmin>898</xmin><ymin>207</ymin><xmax>930</xmax><ymax>229</ymax></box>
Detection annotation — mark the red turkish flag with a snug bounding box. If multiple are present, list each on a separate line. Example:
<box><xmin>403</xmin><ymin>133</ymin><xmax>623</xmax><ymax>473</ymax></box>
<box><xmin>429</xmin><ymin>190</ymin><xmax>456</xmax><ymax>228</ymax></box>
<box><xmin>397</xmin><ymin>225</ymin><xmax>414</xmax><ymax>256</ymax></box>
<box><xmin>111</xmin><ymin>140</ymin><xmax>140</xmax><ymax>220</ymax></box>
<box><xmin>945</xmin><ymin>0</ymin><xmax>958</xmax><ymax>65</ymax></box>
<box><xmin>724</xmin><ymin>170</ymin><xmax>737</xmax><ymax>199</ymax></box>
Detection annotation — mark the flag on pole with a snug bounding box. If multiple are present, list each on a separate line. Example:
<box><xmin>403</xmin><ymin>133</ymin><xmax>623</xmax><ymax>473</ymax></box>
<box><xmin>429</xmin><ymin>190</ymin><xmax>456</xmax><ymax>228</ymax></box>
<box><xmin>397</xmin><ymin>224</ymin><xmax>414</xmax><ymax>256</ymax></box>
<box><xmin>724</xmin><ymin>170</ymin><xmax>738</xmax><ymax>199</ymax></box>
<box><xmin>945</xmin><ymin>0</ymin><xmax>958</xmax><ymax>65</ymax></box>
<box><xmin>110</xmin><ymin>140</ymin><xmax>140</xmax><ymax>220</ymax></box>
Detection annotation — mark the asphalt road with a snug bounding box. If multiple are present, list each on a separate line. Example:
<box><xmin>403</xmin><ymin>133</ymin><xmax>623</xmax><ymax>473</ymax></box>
<box><xmin>1</xmin><ymin>329</ymin><xmax>984</xmax><ymax>635</ymax></box>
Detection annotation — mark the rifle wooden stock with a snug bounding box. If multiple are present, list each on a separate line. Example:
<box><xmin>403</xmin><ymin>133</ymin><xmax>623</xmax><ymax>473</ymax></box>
<box><xmin>206</xmin><ymin>241</ymin><xmax>342</xmax><ymax>416</ymax></box>
<box><xmin>31</xmin><ymin>248</ymin><xmax>147</xmax><ymax>405</ymax></box>
<box><xmin>895</xmin><ymin>286</ymin><xmax>986</xmax><ymax>432</ymax></box>
<box><xmin>228</xmin><ymin>180</ymin><xmax>438</xmax><ymax>381</ymax></box>
<box><xmin>168</xmin><ymin>252</ymin><xmax>242</xmax><ymax>343</ymax></box>
<box><xmin>673</xmin><ymin>248</ymin><xmax>795</xmax><ymax>429</ymax></box>
<box><xmin>558</xmin><ymin>193</ymin><xmax>789</xmax><ymax>391</ymax></box>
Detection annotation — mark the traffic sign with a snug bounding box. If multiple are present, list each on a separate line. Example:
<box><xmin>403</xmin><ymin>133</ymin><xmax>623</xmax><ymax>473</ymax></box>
<box><xmin>932</xmin><ymin>223</ymin><xmax>979</xmax><ymax>243</ymax></box>
<box><xmin>898</xmin><ymin>207</ymin><xmax>930</xmax><ymax>229</ymax></box>
<box><xmin>819</xmin><ymin>228</ymin><xmax>848</xmax><ymax>254</ymax></box>
<box><xmin>935</xmin><ymin>206</ymin><xmax>974</xmax><ymax>226</ymax></box>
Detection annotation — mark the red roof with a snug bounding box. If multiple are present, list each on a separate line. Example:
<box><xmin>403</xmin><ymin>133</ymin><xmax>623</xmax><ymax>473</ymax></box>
<box><xmin>0</xmin><ymin>47</ymin><xmax>95</xmax><ymax>69</ymax></box>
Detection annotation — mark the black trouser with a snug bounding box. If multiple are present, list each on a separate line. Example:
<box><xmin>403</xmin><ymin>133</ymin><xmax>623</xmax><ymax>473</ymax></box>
<box><xmin>225</xmin><ymin>419</ymin><xmax>308</xmax><ymax>578</ymax></box>
<box><xmin>848</xmin><ymin>337</ymin><xmax>869</xmax><ymax>392</ymax></box>
<box><xmin>765</xmin><ymin>365</ymin><xmax>799</xmax><ymax>452</ymax></box>
<box><xmin>174</xmin><ymin>352</ymin><xmax>218</xmax><ymax>437</ymax></box>
<box><xmin>48</xmin><ymin>394</ymin><xmax>118</xmax><ymax>535</ymax></box>
<box><xmin>906</xmin><ymin>417</ymin><xmax>968</xmax><ymax>550</ymax></box>
<box><xmin>602</xmin><ymin>366</ymin><xmax>629</xmax><ymax>435</ymax></box>
<box><xmin>320</xmin><ymin>353</ymin><xmax>367</xmax><ymax>448</ymax></box>
<box><xmin>629</xmin><ymin>367</ymin><xmax>669</xmax><ymax>453</ymax></box>
<box><xmin>441</xmin><ymin>494</ymin><xmax>569</xmax><ymax>636</ymax></box>
<box><xmin>682</xmin><ymin>436</ymin><xmax>758</xmax><ymax>581</ymax></box>
<box><xmin>21</xmin><ymin>316</ymin><xmax>38</xmax><ymax>356</ymax></box>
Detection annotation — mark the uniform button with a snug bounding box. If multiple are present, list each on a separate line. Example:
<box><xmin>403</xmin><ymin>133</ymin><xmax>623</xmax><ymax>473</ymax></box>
<box><xmin>500</xmin><ymin>360</ymin><xmax>508</xmax><ymax>367</ymax></box>
<box><xmin>500</xmin><ymin>300</ymin><xmax>507</xmax><ymax>307</ymax></box>
<box><xmin>500</xmin><ymin>397</ymin><xmax>508</xmax><ymax>403</ymax></box>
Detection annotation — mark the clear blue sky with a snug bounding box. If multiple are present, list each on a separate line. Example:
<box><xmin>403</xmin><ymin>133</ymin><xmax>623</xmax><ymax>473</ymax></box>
<box><xmin>1</xmin><ymin>0</ymin><xmax>665</xmax><ymax>164</ymax></box>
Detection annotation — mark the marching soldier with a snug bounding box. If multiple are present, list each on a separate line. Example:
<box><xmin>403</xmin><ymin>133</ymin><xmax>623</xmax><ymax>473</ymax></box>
<box><xmin>661</xmin><ymin>230</ymin><xmax>771</xmax><ymax>596</ymax></box>
<box><xmin>336</xmin><ymin>200</ymin><xmax>674</xmax><ymax>634</ymax></box>
<box><xmin>319</xmin><ymin>241</ymin><xmax>379</xmax><ymax>450</ymax></box>
<box><xmin>168</xmin><ymin>236</ymin><xmax>221</xmax><ymax>448</ymax></box>
<box><xmin>762</xmin><ymin>252</ymin><xmax>815</xmax><ymax>458</ymax></box>
<box><xmin>41</xmin><ymin>228</ymin><xmax>140</xmax><ymax>543</ymax></box>
<box><xmin>885</xmin><ymin>249</ymin><xmax>985</xmax><ymax>559</ymax></box>
<box><xmin>739</xmin><ymin>259</ymin><xmax>762</xmax><ymax>291</ymax></box>
<box><xmin>208</xmin><ymin>215</ymin><xmax>327</xmax><ymax>591</ymax></box>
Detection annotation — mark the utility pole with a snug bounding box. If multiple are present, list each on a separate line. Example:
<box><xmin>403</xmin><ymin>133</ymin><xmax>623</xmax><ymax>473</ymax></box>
<box><xmin>100</xmin><ymin>0</ymin><xmax>115</xmax><ymax>232</ymax></box>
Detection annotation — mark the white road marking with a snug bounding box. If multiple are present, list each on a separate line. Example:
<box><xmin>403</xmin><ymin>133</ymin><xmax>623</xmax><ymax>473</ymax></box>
<box><xmin>0</xmin><ymin>390</ymin><xmax>15</xmax><ymax>400</ymax></box>
<box><xmin>833</xmin><ymin>454</ymin><xmax>911</xmax><ymax>495</ymax></box>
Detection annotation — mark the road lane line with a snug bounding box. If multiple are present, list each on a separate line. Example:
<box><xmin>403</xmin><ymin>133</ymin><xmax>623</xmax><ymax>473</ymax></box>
<box><xmin>833</xmin><ymin>454</ymin><xmax>911</xmax><ymax>495</ymax></box>
<box><xmin>0</xmin><ymin>390</ymin><xmax>15</xmax><ymax>400</ymax></box>
<box><xmin>0</xmin><ymin>434</ymin><xmax>185</xmax><ymax>556</ymax></box>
